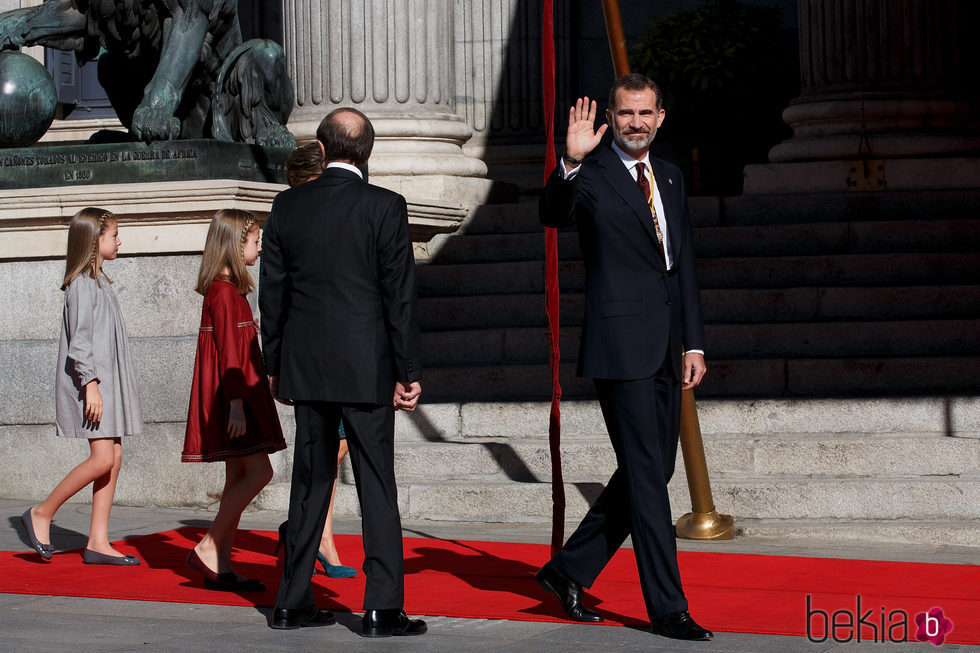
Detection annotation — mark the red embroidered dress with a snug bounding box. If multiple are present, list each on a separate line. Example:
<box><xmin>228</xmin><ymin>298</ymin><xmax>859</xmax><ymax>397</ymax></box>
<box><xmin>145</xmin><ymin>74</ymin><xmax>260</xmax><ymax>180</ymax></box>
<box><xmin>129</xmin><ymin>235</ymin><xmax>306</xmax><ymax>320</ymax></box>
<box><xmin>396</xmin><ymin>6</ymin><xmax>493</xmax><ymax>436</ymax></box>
<box><xmin>182</xmin><ymin>276</ymin><xmax>285</xmax><ymax>462</ymax></box>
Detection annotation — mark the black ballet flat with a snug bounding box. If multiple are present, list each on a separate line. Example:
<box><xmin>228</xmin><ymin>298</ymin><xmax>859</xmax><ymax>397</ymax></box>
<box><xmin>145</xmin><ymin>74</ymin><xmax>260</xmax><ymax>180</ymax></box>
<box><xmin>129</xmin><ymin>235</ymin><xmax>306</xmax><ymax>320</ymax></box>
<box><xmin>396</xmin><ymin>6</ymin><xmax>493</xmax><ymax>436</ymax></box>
<box><xmin>188</xmin><ymin>549</ymin><xmax>265</xmax><ymax>591</ymax></box>
<box><xmin>81</xmin><ymin>548</ymin><xmax>141</xmax><ymax>566</ymax></box>
<box><xmin>206</xmin><ymin>572</ymin><xmax>266</xmax><ymax>592</ymax></box>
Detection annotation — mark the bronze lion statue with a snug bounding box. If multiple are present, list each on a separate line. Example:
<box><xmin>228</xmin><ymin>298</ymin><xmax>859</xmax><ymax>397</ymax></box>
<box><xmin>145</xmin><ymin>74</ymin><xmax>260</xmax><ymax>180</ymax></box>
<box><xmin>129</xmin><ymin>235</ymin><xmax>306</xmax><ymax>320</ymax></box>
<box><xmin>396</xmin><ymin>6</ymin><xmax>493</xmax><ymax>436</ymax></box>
<box><xmin>0</xmin><ymin>0</ymin><xmax>295</xmax><ymax>147</ymax></box>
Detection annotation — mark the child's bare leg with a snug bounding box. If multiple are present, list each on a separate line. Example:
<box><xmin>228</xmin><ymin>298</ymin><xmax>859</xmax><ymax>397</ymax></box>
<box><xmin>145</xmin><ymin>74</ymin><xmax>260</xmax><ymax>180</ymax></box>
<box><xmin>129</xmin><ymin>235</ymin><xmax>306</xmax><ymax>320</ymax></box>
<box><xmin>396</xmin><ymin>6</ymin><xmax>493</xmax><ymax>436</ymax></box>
<box><xmin>318</xmin><ymin>438</ymin><xmax>349</xmax><ymax>566</ymax></box>
<box><xmin>193</xmin><ymin>457</ymin><xmax>245</xmax><ymax>572</ymax></box>
<box><xmin>195</xmin><ymin>453</ymin><xmax>273</xmax><ymax>576</ymax></box>
<box><xmin>30</xmin><ymin>436</ymin><xmax>117</xmax><ymax>545</ymax></box>
<box><xmin>86</xmin><ymin>438</ymin><xmax>124</xmax><ymax>555</ymax></box>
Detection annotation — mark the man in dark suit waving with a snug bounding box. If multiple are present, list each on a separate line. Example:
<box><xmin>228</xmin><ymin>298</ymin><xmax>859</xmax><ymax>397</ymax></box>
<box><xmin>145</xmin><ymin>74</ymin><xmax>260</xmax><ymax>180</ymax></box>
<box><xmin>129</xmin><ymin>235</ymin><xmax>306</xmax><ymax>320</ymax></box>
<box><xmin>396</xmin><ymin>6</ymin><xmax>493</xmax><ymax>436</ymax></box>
<box><xmin>260</xmin><ymin>108</ymin><xmax>426</xmax><ymax>637</ymax></box>
<box><xmin>535</xmin><ymin>74</ymin><xmax>711</xmax><ymax>641</ymax></box>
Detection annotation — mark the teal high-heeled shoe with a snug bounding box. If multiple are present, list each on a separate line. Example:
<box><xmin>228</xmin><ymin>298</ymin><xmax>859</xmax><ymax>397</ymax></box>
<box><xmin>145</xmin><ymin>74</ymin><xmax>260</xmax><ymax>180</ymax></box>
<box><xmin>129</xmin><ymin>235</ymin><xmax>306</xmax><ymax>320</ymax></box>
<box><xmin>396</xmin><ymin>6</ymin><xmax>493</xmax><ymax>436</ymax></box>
<box><xmin>316</xmin><ymin>551</ymin><xmax>357</xmax><ymax>578</ymax></box>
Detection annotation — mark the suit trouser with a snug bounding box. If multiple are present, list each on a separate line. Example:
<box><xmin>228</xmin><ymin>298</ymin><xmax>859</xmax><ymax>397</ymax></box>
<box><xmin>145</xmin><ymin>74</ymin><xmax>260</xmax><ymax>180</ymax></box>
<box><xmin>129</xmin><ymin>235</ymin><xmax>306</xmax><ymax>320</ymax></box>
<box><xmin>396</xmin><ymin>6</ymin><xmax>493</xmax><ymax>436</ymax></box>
<box><xmin>275</xmin><ymin>400</ymin><xmax>404</xmax><ymax>611</ymax></box>
<box><xmin>550</xmin><ymin>365</ymin><xmax>687</xmax><ymax>619</ymax></box>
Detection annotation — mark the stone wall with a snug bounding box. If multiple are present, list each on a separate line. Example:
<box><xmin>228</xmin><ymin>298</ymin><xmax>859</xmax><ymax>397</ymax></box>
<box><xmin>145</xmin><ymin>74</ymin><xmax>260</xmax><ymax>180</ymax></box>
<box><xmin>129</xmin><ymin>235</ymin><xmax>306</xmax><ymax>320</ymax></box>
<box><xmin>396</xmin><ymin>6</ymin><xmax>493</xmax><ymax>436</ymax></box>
<box><xmin>0</xmin><ymin>253</ymin><xmax>293</xmax><ymax>507</ymax></box>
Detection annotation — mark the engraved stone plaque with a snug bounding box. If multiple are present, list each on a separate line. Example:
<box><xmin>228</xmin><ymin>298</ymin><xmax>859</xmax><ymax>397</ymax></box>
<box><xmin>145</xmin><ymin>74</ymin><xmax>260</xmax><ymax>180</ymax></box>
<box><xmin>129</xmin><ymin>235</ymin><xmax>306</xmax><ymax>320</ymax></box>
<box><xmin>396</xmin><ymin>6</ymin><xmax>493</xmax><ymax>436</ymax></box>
<box><xmin>0</xmin><ymin>140</ymin><xmax>290</xmax><ymax>189</ymax></box>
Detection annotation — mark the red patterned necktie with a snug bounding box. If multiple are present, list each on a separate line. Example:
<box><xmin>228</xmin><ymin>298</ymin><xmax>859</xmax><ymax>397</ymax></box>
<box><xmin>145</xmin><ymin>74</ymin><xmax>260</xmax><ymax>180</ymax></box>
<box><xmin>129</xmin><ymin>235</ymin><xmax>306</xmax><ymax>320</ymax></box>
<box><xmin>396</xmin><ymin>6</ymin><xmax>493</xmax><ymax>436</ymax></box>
<box><xmin>635</xmin><ymin>162</ymin><xmax>665</xmax><ymax>260</ymax></box>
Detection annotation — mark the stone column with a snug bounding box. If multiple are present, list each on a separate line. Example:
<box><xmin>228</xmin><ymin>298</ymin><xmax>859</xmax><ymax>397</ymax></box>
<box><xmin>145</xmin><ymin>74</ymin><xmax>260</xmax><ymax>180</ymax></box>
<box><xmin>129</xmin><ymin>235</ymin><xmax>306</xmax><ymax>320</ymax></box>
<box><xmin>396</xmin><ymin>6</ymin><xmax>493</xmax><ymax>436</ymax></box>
<box><xmin>744</xmin><ymin>0</ymin><xmax>980</xmax><ymax>193</ymax></box>
<box><xmin>453</xmin><ymin>0</ymin><xmax>572</xmax><ymax>189</ymax></box>
<box><xmin>283</xmin><ymin>0</ymin><xmax>493</xmax><ymax>208</ymax></box>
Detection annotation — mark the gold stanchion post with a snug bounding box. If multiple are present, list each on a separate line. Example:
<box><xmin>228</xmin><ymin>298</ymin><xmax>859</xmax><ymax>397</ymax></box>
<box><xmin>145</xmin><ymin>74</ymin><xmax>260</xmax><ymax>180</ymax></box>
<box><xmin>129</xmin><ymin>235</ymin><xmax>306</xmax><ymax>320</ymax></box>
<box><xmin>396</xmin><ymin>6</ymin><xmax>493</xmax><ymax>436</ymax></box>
<box><xmin>675</xmin><ymin>387</ymin><xmax>734</xmax><ymax>539</ymax></box>
<box><xmin>600</xmin><ymin>0</ymin><xmax>631</xmax><ymax>78</ymax></box>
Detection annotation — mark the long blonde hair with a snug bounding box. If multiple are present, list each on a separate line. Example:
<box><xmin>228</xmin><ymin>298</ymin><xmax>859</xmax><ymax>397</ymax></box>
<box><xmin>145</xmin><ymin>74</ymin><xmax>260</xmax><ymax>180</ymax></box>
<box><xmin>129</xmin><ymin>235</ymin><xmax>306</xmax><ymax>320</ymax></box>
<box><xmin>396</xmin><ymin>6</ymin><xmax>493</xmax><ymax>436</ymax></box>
<box><xmin>62</xmin><ymin>207</ymin><xmax>115</xmax><ymax>290</ymax></box>
<box><xmin>196</xmin><ymin>209</ymin><xmax>258</xmax><ymax>296</ymax></box>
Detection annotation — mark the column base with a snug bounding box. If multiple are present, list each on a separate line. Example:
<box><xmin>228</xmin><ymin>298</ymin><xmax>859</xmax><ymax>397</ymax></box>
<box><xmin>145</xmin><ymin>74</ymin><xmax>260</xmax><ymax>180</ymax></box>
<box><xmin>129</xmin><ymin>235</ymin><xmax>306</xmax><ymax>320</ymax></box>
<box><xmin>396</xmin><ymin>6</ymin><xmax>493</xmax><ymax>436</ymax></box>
<box><xmin>743</xmin><ymin>157</ymin><xmax>980</xmax><ymax>194</ymax></box>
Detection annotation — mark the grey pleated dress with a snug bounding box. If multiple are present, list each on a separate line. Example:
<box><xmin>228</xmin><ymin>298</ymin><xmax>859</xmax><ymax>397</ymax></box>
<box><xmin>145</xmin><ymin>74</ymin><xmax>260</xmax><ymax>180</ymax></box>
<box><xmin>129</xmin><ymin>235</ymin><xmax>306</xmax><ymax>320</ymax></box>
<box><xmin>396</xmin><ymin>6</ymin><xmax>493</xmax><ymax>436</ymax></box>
<box><xmin>55</xmin><ymin>273</ymin><xmax>144</xmax><ymax>439</ymax></box>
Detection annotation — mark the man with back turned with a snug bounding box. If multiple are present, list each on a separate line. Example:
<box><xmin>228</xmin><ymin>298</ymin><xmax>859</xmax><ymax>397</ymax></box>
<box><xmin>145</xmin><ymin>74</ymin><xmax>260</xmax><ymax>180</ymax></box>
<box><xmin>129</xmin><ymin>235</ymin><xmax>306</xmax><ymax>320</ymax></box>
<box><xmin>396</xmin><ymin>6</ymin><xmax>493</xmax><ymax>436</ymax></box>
<box><xmin>260</xmin><ymin>107</ymin><xmax>426</xmax><ymax>637</ymax></box>
<box><xmin>536</xmin><ymin>73</ymin><xmax>712</xmax><ymax>642</ymax></box>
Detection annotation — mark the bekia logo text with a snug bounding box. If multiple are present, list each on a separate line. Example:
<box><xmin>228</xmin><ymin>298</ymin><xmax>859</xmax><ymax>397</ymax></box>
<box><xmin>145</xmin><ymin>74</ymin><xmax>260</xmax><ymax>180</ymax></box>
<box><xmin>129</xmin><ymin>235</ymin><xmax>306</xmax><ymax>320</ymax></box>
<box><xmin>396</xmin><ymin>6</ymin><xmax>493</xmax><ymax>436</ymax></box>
<box><xmin>806</xmin><ymin>595</ymin><xmax>954</xmax><ymax>645</ymax></box>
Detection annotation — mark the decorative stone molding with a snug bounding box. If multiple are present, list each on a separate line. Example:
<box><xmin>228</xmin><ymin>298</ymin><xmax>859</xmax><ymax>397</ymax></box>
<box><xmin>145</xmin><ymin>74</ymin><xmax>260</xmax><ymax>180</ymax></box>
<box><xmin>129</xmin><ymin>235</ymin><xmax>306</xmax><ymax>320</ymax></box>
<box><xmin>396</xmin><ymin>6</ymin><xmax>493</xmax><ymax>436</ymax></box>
<box><xmin>283</xmin><ymin>0</ymin><xmax>495</xmax><ymax>205</ymax></box>
<box><xmin>38</xmin><ymin>117</ymin><xmax>127</xmax><ymax>144</ymax></box>
<box><xmin>769</xmin><ymin>0</ymin><xmax>979</xmax><ymax>163</ymax></box>
<box><xmin>0</xmin><ymin>180</ymin><xmax>466</xmax><ymax>259</ymax></box>
<box><xmin>746</xmin><ymin>0</ymin><xmax>980</xmax><ymax>193</ymax></box>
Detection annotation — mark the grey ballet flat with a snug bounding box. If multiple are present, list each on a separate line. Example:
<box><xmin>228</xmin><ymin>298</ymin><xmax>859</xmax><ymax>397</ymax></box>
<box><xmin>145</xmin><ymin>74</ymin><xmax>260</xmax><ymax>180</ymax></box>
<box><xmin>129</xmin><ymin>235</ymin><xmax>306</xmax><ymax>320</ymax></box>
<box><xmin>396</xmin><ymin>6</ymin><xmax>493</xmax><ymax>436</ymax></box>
<box><xmin>21</xmin><ymin>508</ymin><xmax>55</xmax><ymax>560</ymax></box>
<box><xmin>81</xmin><ymin>548</ymin><xmax>141</xmax><ymax>566</ymax></box>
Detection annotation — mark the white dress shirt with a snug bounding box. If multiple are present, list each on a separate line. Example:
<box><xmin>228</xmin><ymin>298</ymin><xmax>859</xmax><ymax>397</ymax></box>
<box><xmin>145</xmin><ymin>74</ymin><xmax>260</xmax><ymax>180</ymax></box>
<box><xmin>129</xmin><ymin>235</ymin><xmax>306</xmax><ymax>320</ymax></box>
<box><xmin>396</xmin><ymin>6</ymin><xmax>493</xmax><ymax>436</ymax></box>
<box><xmin>326</xmin><ymin>161</ymin><xmax>364</xmax><ymax>178</ymax></box>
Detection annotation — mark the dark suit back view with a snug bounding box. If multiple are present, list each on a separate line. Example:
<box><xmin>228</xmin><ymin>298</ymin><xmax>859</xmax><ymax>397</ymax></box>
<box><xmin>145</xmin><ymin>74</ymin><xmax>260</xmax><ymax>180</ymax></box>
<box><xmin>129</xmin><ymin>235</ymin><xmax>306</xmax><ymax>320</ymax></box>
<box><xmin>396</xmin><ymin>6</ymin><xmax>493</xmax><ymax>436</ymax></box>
<box><xmin>260</xmin><ymin>164</ymin><xmax>421</xmax><ymax>616</ymax></box>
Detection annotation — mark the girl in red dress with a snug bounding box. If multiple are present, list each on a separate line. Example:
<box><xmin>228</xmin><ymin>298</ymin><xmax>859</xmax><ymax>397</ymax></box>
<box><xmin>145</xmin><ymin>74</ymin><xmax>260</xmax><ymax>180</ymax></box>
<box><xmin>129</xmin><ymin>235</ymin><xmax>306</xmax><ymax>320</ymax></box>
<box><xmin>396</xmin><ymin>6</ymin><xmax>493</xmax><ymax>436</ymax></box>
<box><xmin>182</xmin><ymin>209</ymin><xmax>286</xmax><ymax>591</ymax></box>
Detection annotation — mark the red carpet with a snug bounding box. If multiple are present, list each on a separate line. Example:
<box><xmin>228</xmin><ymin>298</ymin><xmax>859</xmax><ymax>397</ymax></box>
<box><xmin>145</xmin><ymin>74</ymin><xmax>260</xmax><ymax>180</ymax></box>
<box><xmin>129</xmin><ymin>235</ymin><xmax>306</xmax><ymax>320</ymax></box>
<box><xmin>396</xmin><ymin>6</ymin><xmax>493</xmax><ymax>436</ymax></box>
<box><xmin>2</xmin><ymin>527</ymin><xmax>977</xmax><ymax>644</ymax></box>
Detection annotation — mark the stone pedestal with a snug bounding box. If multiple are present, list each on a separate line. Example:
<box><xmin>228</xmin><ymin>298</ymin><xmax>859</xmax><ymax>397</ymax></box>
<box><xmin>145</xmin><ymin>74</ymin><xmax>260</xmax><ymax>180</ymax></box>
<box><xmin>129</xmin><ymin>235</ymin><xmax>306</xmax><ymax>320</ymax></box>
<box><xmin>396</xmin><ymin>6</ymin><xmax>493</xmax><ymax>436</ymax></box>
<box><xmin>0</xmin><ymin>180</ymin><xmax>281</xmax><ymax>259</ymax></box>
<box><xmin>744</xmin><ymin>0</ymin><xmax>980</xmax><ymax>194</ymax></box>
<box><xmin>283</xmin><ymin>0</ymin><xmax>495</xmax><ymax>206</ymax></box>
<box><xmin>0</xmin><ymin>180</ymin><xmax>465</xmax><ymax>259</ymax></box>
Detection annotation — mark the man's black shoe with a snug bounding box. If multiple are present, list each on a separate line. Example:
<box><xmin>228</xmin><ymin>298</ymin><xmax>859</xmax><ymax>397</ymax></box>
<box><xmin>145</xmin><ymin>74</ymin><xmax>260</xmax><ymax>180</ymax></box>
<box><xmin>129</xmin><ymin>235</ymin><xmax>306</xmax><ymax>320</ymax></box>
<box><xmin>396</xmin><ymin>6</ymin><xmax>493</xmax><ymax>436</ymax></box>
<box><xmin>534</xmin><ymin>562</ymin><xmax>604</xmax><ymax>622</ymax></box>
<box><xmin>269</xmin><ymin>605</ymin><xmax>336</xmax><ymax>630</ymax></box>
<box><xmin>651</xmin><ymin>610</ymin><xmax>713</xmax><ymax>641</ymax></box>
<box><xmin>361</xmin><ymin>609</ymin><xmax>427</xmax><ymax>637</ymax></box>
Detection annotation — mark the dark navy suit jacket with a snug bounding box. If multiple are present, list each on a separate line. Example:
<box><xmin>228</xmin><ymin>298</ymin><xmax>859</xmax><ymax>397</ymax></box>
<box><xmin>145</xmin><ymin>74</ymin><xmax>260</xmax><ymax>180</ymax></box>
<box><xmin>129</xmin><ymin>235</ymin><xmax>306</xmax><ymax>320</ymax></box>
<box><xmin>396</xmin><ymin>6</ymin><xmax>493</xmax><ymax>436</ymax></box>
<box><xmin>540</xmin><ymin>145</ymin><xmax>704</xmax><ymax>381</ymax></box>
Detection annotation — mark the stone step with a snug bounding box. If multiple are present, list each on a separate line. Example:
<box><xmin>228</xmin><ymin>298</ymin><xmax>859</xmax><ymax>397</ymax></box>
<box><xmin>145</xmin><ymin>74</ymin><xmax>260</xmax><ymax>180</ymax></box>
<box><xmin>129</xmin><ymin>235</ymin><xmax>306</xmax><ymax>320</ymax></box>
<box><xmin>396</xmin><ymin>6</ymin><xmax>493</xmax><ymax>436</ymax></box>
<box><xmin>388</xmin><ymin>397</ymin><xmax>980</xmax><ymax>442</ymax></box>
<box><xmin>418</xmin><ymin>286</ymin><xmax>980</xmax><ymax>329</ymax></box>
<box><xmin>704</xmin><ymin>285</ymin><xmax>980</xmax><ymax>322</ymax></box>
<box><xmin>425</xmin><ymin>219</ymin><xmax>979</xmax><ymax>264</ymax></box>
<box><xmin>426</xmin><ymin>231</ymin><xmax>580</xmax><ymax>264</ymax></box>
<box><xmin>733</xmin><ymin>520</ymin><xmax>980</xmax><ymax>548</ymax></box>
<box><xmin>457</xmin><ymin>203</ymin><xmax>542</xmax><ymax>235</ymax></box>
<box><xmin>703</xmin><ymin>356</ymin><xmax>980</xmax><ymax>397</ymax></box>
<box><xmin>718</xmin><ymin>189</ymin><xmax>980</xmax><ymax>226</ymax></box>
<box><xmin>332</xmin><ymin>434</ymin><xmax>978</xmax><ymax>484</ymax></box>
<box><xmin>460</xmin><ymin>197</ymin><xmax>726</xmax><ymax>232</ymax></box>
<box><xmin>416</xmin><ymin>260</ymin><xmax>580</xmax><ymax>296</ymax></box>
<box><xmin>420</xmin><ymin>356</ymin><xmax>980</xmax><ymax>401</ymax></box>
<box><xmin>420</xmin><ymin>319</ymin><xmax>980</xmax><ymax>366</ymax></box>
<box><xmin>455</xmin><ymin>191</ymin><xmax>980</xmax><ymax>235</ymax></box>
<box><xmin>416</xmin><ymin>253</ymin><xmax>979</xmax><ymax>296</ymax></box>
<box><xmin>698</xmin><ymin>252</ymin><xmax>980</xmax><ymax>288</ymax></box>
<box><xmin>696</xmin><ymin>219</ymin><xmax>980</xmax><ymax>256</ymax></box>
<box><xmin>255</xmin><ymin>476</ymin><xmax>980</xmax><ymax>525</ymax></box>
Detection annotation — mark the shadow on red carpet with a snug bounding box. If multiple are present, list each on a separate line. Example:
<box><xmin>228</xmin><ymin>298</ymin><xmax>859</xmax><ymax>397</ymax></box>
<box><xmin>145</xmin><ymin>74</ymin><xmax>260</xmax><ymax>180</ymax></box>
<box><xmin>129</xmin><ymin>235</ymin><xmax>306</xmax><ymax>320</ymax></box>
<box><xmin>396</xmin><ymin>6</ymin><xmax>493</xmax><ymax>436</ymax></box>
<box><xmin>2</xmin><ymin>526</ymin><xmax>976</xmax><ymax>644</ymax></box>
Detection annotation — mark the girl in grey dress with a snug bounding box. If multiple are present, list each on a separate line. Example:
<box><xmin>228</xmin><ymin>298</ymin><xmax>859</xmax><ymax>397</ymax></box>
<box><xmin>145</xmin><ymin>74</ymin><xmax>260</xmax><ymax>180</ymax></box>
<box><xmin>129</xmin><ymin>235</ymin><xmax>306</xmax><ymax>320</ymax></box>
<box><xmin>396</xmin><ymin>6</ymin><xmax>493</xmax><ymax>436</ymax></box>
<box><xmin>20</xmin><ymin>208</ymin><xmax>144</xmax><ymax>566</ymax></box>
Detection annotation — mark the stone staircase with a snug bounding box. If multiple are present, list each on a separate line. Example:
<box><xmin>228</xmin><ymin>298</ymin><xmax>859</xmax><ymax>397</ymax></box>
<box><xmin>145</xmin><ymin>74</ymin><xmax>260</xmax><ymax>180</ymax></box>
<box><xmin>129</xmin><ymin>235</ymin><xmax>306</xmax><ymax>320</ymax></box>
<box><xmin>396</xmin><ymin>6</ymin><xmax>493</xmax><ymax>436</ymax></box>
<box><xmin>251</xmin><ymin>190</ymin><xmax>980</xmax><ymax>542</ymax></box>
<box><xmin>254</xmin><ymin>397</ymin><xmax>980</xmax><ymax>545</ymax></box>
<box><xmin>413</xmin><ymin>189</ymin><xmax>980</xmax><ymax>401</ymax></box>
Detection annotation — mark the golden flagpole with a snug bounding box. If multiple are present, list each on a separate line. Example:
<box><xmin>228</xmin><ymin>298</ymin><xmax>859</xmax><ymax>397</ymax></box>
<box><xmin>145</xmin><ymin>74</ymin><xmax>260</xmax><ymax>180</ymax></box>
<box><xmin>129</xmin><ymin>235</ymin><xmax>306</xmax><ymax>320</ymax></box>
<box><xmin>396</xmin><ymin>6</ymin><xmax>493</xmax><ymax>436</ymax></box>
<box><xmin>601</xmin><ymin>0</ymin><xmax>734</xmax><ymax>540</ymax></box>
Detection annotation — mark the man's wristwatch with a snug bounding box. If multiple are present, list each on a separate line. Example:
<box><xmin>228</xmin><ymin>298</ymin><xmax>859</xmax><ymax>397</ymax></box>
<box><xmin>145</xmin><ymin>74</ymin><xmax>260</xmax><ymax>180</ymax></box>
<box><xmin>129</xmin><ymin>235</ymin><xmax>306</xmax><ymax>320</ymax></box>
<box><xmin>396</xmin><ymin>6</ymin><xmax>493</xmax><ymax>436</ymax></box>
<box><xmin>562</xmin><ymin>151</ymin><xmax>583</xmax><ymax>166</ymax></box>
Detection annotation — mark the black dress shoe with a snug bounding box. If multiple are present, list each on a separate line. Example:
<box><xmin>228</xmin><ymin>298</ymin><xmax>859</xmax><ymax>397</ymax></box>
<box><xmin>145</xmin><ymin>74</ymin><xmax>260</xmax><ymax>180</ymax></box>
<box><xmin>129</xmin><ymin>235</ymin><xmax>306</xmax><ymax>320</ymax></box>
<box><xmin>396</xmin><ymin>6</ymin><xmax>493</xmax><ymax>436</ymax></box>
<box><xmin>361</xmin><ymin>609</ymin><xmax>427</xmax><ymax>637</ymax></box>
<box><xmin>269</xmin><ymin>605</ymin><xmax>336</xmax><ymax>630</ymax></box>
<box><xmin>534</xmin><ymin>562</ymin><xmax>604</xmax><ymax>622</ymax></box>
<box><xmin>651</xmin><ymin>610</ymin><xmax>713</xmax><ymax>641</ymax></box>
